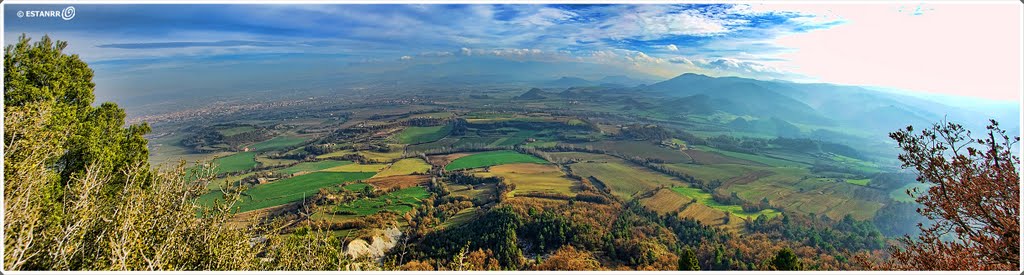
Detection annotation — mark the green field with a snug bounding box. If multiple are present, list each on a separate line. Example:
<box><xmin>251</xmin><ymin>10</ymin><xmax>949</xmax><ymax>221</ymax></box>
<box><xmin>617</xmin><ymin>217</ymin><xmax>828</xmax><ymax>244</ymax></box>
<box><xmin>693</xmin><ymin>145</ymin><xmax>806</xmax><ymax>167</ymax></box>
<box><xmin>670</xmin><ymin>186</ymin><xmax>780</xmax><ymax>219</ymax></box>
<box><xmin>489</xmin><ymin>130</ymin><xmax>537</xmax><ymax>147</ymax></box>
<box><xmin>406</xmin><ymin>137</ymin><xmax>460</xmax><ymax>152</ymax></box>
<box><xmin>474</xmin><ymin>163</ymin><xmax>576</xmax><ymax>197</ymax></box>
<box><xmin>845</xmin><ymin>178</ymin><xmax>871</xmax><ymax>186</ymax></box>
<box><xmin>213</xmin><ymin>151</ymin><xmax>259</xmax><ymax>175</ymax></box>
<box><xmin>662</xmin><ymin>163</ymin><xmax>760</xmax><ymax>183</ymax></box>
<box><xmin>569</xmin><ymin>158</ymin><xmax>681</xmax><ymax>199</ymax></box>
<box><xmin>445</xmin><ymin>150</ymin><xmax>548</xmax><ymax>171</ymax></box>
<box><xmin>395</xmin><ymin>125</ymin><xmax>452</xmax><ymax>144</ymax></box>
<box><xmin>256</xmin><ymin>155</ymin><xmax>298</xmax><ymax>167</ymax></box>
<box><xmin>234</xmin><ymin>172</ymin><xmax>375</xmax><ymax>212</ymax></box>
<box><xmin>218</xmin><ymin>125</ymin><xmax>256</xmax><ymax>136</ymax></box>
<box><xmin>440</xmin><ymin>207</ymin><xmax>479</xmax><ymax>229</ymax></box>
<box><xmin>582</xmin><ymin>140</ymin><xmax>692</xmax><ymax>163</ymax></box>
<box><xmin>829</xmin><ymin>154</ymin><xmax>882</xmax><ymax>174</ymax></box>
<box><xmin>452</xmin><ymin>136</ymin><xmax>502</xmax><ymax>148</ymax></box>
<box><xmin>720</xmin><ymin>167</ymin><xmax>884</xmax><ymax>220</ymax></box>
<box><xmin>375</xmin><ymin>158</ymin><xmax>431</xmax><ymax>178</ymax></box>
<box><xmin>274</xmin><ymin>160</ymin><xmax>353</xmax><ymax>175</ymax></box>
<box><xmin>334</xmin><ymin>186</ymin><xmax>430</xmax><ymax>216</ymax></box>
<box><xmin>251</xmin><ymin>136</ymin><xmax>307</xmax><ymax>152</ymax></box>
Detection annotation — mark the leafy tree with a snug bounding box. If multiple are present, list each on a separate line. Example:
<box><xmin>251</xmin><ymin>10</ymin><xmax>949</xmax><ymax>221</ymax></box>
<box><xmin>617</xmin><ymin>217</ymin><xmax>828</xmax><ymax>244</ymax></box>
<box><xmin>536</xmin><ymin>246</ymin><xmax>602</xmax><ymax>270</ymax></box>
<box><xmin>885</xmin><ymin>120</ymin><xmax>1019</xmax><ymax>270</ymax></box>
<box><xmin>770</xmin><ymin>248</ymin><xmax>802</xmax><ymax>270</ymax></box>
<box><xmin>3</xmin><ymin>35</ymin><xmax>367</xmax><ymax>271</ymax></box>
<box><xmin>4</xmin><ymin>34</ymin><xmax>151</xmax><ymax>198</ymax></box>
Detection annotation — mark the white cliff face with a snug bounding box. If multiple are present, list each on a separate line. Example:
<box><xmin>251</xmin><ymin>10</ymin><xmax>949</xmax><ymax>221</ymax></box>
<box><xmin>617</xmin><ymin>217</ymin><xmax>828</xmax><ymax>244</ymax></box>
<box><xmin>344</xmin><ymin>227</ymin><xmax>402</xmax><ymax>260</ymax></box>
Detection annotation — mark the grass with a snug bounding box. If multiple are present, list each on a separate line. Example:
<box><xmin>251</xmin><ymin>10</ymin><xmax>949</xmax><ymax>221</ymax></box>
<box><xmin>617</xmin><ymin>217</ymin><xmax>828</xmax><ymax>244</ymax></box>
<box><xmin>251</xmin><ymin>136</ymin><xmax>307</xmax><ymax>152</ymax></box>
<box><xmin>640</xmin><ymin>188</ymin><xmax>691</xmax><ymax>214</ymax></box>
<box><xmin>344</xmin><ymin>182</ymin><xmax>371</xmax><ymax>192</ymax></box>
<box><xmin>274</xmin><ymin>160</ymin><xmax>353</xmax><ymax>175</ymax></box>
<box><xmin>582</xmin><ymin>140</ymin><xmax>691</xmax><ymax>163</ymax></box>
<box><xmin>669</xmin><ymin>186</ymin><xmax>780</xmax><ymax>219</ymax></box>
<box><xmin>406</xmin><ymin>137</ymin><xmax>460</xmax><ymax>153</ymax></box>
<box><xmin>523</xmin><ymin>141</ymin><xmax>558</xmax><ymax>149</ymax></box>
<box><xmin>569</xmin><ymin>159</ymin><xmax>680</xmax><ymax>199</ymax></box>
<box><xmin>845</xmin><ymin>178</ymin><xmax>871</xmax><ymax>186</ymax></box>
<box><xmin>395</xmin><ymin>125</ymin><xmax>452</xmax><ymax>144</ymax></box>
<box><xmin>255</xmin><ymin>155</ymin><xmax>298</xmax><ymax>167</ymax></box>
<box><xmin>720</xmin><ymin>167</ymin><xmax>884</xmax><ymax>220</ymax></box>
<box><xmin>452</xmin><ymin>136</ymin><xmax>502</xmax><ymax>148</ymax></box>
<box><xmin>218</xmin><ymin>125</ymin><xmax>256</xmax><ymax>136</ymax></box>
<box><xmin>334</xmin><ymin>186</ymin><xmax>430</xmax><ymax>216</ymax></box>
<box><xmin>212</xmin><ymin>151</ymin><xmax>258</xmax><ymax>175</ymax></box>
<box><xmin>445</xmin><ymin>150</ymin><xmax>548</xmax><ymax>171</ymax></box>
<box><xmin>829</xmin><ymin>153</ymin><xmax>882</xmax><ymax>174</ymax></box>
<box><xmin>203</xmin><ymin>172</ymin><xmax>376</xmax><ymax>213</ymax></box>
<box><xmin>662</xmin><ymin>163</ymin><xmax>759</xmax><ymax>183</ymax></box>
<box><xmin>374</xmin><ymin>158</ymin><xmax>431</xmax><ymax>178</ymax></box>
<box><xmin>489</xmin><ymin>130</ymin><xmax>538</xmax><ymax>147</ymax></box>
<box><xmin>692</xmin><ymin>145</ymin><xmax>805</xmax><ymax>167</ymax></box>
<box><xmin>323</xmin><ymin>163</ymin><xmax>388</xmax><ymax>173</ymax></box>
<box><xmin>474</xmin><ymin>163</ymin><xmax>576</xmax><ymax>196</ymax></box>
<box><xmin>450</xmin><ymin>184</ymin><xmax>495</xmax><ymax>204</ymax></box>
<box><xmin>440</xmin><ymin>208</ymin><xmax>479</xmax><ymax>229</ymax></box>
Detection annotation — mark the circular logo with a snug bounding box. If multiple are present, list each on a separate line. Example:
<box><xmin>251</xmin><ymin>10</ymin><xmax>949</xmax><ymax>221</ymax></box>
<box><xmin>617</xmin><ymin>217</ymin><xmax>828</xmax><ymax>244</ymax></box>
<box><xmin>61</xmin><ymin>6</ymin><xmax>75</xmax><ymax>20</ymax></box>
<box><xmin>16</xmin><ymin>10</ymin><xmax>24</xmax><ymax>18</ymax></box>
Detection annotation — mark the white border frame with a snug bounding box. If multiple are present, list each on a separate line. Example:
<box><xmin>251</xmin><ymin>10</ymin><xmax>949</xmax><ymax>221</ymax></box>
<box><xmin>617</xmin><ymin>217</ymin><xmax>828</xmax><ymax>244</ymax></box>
<box><xmin>0</xmin><ymin>1</ymin><xmax>1021</xmax><ymax>274</ymax></box>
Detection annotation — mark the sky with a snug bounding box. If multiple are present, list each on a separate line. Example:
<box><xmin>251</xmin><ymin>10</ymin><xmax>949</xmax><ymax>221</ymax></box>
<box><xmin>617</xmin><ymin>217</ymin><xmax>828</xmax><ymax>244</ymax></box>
<box><xmin>3</xmin><ymin>3</ymin><xmax>1022</xmax><ymax>103</ymax></box>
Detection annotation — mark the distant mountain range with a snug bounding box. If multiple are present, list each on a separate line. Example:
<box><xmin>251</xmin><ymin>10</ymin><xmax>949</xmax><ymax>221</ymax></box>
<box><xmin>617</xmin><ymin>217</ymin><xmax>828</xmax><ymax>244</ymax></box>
<box><xmin>642</xmin><ymin>73</ymin><xmax>1019</xmax><ymax>135</ymax></box>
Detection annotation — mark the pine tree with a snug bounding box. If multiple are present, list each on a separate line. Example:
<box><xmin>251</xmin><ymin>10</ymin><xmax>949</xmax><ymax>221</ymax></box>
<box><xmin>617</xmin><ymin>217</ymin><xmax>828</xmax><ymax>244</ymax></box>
<box><xmin>770</xmin><ymin>247</ymin><xmax>801</xmax><ymax>270</ymax></box>
<box><xmin>677</xmin><ymin>248</ymin><xmax>699</xmax><ymax>270</ymax></box>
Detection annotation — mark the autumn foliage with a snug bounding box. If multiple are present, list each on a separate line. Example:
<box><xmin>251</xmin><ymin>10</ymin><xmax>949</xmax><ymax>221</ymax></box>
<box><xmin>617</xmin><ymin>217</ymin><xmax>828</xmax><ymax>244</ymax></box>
<box><xmin>886</xmin><ymin>120</ymin><xmax>1019</xmax><ymax>270</ymax></box>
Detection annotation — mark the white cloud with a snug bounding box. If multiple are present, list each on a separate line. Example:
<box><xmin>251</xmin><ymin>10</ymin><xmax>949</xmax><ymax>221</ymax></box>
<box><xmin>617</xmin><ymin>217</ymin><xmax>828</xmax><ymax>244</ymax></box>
<box><xmin>490</xmin><ymin>48</ymin><xmax>543</xmax><ymax>57</ymax></box>
<box><xmin>516</xmin><ymin>7</ymin><xmax>578</xmax><ymax>27</ymax></box>
<box><xmin>587</xmin><ymin>6</ymin><xmax>742</xmax><ymax>41</ymax></box>
<box><xmin>400</xmin><ymin>55</ymin><xmax>413</xmax><ymax>60</ymax></box>
<box><xmin>418</xmin><ymin>51</ymin><xmax>454</xmax><ymax>57</ymax></box>
<box><xmin>665</xmin><ymin>44</ymin><xmax>679</xmax><ymax>51</ymax></box>
<box><xmin>668</xmin><ymin>56</ymin><xmax>694</xmax><ymax>65</ymax></box>
<box><xmin>629</xmin><ymin>52</ymin><xmax>664</xmax><ymax>64</ymax></box>
<box><xmin>460</xmin><ymin>47</ymin><xmax>472</xmax><ymax>56</ymax></box>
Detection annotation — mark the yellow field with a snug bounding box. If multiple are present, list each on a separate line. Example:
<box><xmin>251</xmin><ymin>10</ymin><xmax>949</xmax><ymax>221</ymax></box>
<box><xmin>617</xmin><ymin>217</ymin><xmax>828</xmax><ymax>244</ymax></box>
<box><xmin>720</xmin><ymin>167</ymin><xmax>883</xmax><ymax>220</ymax></box>
<box><xmin>474</xmin><ymin>163</ymin><xmax>577</xmax><ymax>196</ymax></box>
<box><xmin>374</xmin><ymin>158</ymin><xmax>431</xmax><ymax>178</ymax></box>
<box><xmin>322</xmin><ymin>163</ymin><xmax>388</xmax><ymax>173</ymax></box>
<box><xmin>315</xmin><ymin>149</ymin><xmax>355</xmax><ymax>159</ymax></box>
<box><xmin>640</xmin><ymin>188</ymin><xmax>690</xmax><ymax>214</ymax></box>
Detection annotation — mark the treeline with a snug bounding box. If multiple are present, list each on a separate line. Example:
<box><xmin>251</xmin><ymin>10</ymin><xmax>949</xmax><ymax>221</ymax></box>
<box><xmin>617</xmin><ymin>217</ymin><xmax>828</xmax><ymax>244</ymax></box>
<box><xmin>180</xmin><ymin>124</ymin><xmax>274</xmax><ymax>153</ymax></box>
<box><xmin>746</xmin><ymin>213</ymin><xmax>885</xmax><ymax>253</ymax></box>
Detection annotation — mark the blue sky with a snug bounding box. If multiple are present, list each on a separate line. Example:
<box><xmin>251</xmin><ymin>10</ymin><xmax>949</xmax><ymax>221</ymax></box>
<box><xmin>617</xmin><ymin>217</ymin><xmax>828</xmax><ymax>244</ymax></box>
<box><xmin>3</xmin><ymin>3</ymin><xmax>1021</xmax><ymax>103</ymax></box>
